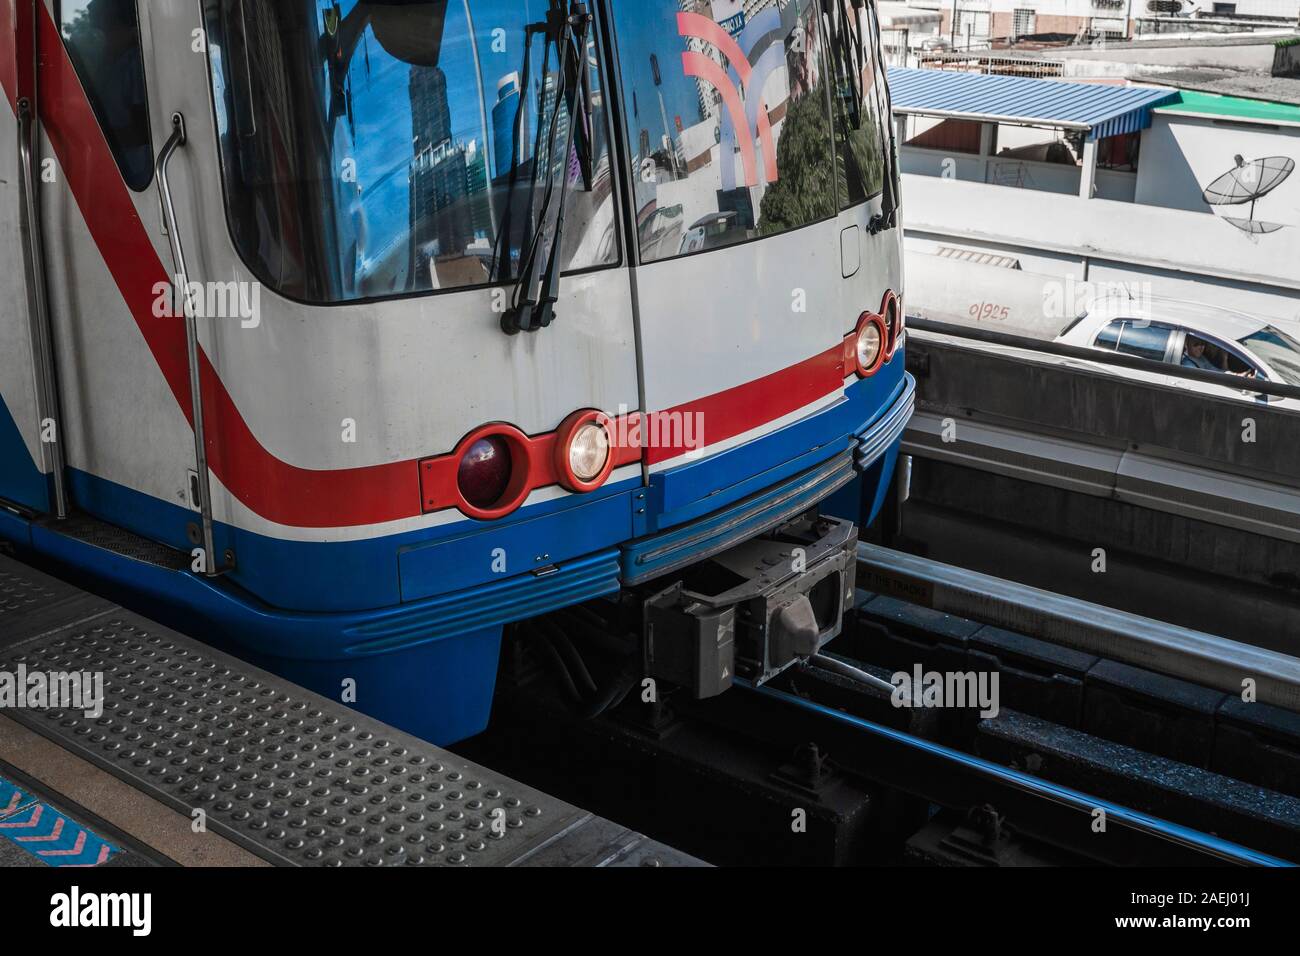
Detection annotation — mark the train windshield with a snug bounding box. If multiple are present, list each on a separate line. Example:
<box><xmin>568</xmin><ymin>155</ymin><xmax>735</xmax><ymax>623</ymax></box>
<box><xmin>825</xmin><ymin>0</ymin><xmax>892</xmax><ymax>208</ymax></box>
<box><xmin>607</xmin><ymin>0</ymin><xmax>892</xmax><ymax>265</ymax></box>
<box><xmin>201</xmin><ymin>0</ymin><xmax>618</xmax><ymax>304</ymax></box>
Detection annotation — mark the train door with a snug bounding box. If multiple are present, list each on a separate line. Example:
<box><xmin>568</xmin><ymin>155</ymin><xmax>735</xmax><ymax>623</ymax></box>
<box><xmin>30</xmin><ymin>0</ymin><xmax>210</xmax><ymax>548</ymax></box>
<box><xmin>0</xmin><ymin>0</ymin><xmax>61</xmax><ymax>517</ymax></box>
<box><xmin>605</xmin><ymin>0</ymin><xmax>874</xmax><ymax>485</ymax></box>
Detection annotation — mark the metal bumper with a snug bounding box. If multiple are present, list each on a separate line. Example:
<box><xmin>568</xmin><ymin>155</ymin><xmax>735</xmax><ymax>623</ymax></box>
<box><xmin>621</xmin><ymin>451</ymin><xmax>858</xmax><ymax>586</ymax></box>
<box><xmin>856</xmin><ymin>373</ymin><xmax>916</xmax><ymax>471</ymax></box>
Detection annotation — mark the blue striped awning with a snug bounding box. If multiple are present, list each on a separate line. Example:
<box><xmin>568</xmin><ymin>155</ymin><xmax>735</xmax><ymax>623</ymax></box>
<box><xmin>886</xmin><ymin>67</ymin><xmax>1179</xmax><ymax>141</ymax></box>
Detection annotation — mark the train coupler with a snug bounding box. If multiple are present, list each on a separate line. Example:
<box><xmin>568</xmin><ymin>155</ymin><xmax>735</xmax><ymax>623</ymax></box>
<box><xmin>642</xmin><ymin>513</ymin><xmax>858</xmax><ymax>698</ymax></box>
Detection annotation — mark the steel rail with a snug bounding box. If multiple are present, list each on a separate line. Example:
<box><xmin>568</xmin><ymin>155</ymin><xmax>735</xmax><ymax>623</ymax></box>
<box><xmin>740</xmin><ymin>678</ymin><xmax>1291</xmax><ymax>866</ymax></box>
<box><xmin>857</xmin><ymin>542</ymin><xmax>1300</xmax><ymax>713</ymax></box>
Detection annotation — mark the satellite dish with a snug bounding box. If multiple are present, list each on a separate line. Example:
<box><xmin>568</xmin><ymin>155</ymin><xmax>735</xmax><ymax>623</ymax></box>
<box><xmin>1220</xmin><ymin>216</ymin><xmax>1286</xmax><ymax>235</ymax></box>
<box><xmin>1202</xmin><ymin>155</ymin><xmax>1295</xmax><ymax>234</ymax></box>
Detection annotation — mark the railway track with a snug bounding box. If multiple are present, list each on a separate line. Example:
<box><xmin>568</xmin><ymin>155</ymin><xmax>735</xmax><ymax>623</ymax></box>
<box><xmin>465</xmin><ymin>547</ymin><xmax>1300</xmax><ymax>867</ymax></box>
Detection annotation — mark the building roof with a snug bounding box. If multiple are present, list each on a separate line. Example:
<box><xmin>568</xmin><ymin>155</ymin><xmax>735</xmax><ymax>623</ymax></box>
<box><xmin>875</xmin><ymin>1</ymin><xmax>941</xmax><ymax>28</ymax></box>
<box><xmin>1152</xmin><ymin>71</ymin><xmax>1300</xmax><ymax>107</ymax></box>
<box><xmin>887</xmin><ymin>67</ymin><xmax>1181</xmax><ymax>140</ymax></box>
<box><xmin>1157</xmin><ymin>88</ymin><xmax>1300</xmax><ymax>127</ymax></box>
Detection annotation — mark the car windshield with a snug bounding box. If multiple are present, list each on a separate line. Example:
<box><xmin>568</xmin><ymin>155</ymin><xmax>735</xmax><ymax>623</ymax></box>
<box><xmin>201</xmin><ymin>0</ymin><xmax>617</xmax><ymax>304</ymax></box>
<box><xmin>1240</xmin><ymin>326</ymin><xmax>1300</xmax><ymax>387</ymax></box>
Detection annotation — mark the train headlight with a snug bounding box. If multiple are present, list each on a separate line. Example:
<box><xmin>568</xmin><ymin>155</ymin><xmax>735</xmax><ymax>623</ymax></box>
<box><xmin>556</xmin><ymin>410</ymin><xmax>616</xmax><ymax>493</ymax></box>
<box><xmin>570</xmin><ymin>424</ymin><xmax>610</xmax><ymax>481</ymax></box>
<box><xmin>857</xmin><ymin>323</ymin><xmax>882</xmax><ymax>368</ymax></box>
<box><xmin>854</xmin><ymin>312</ymin><xmax>888</xmax><ymax>377</ymax></box>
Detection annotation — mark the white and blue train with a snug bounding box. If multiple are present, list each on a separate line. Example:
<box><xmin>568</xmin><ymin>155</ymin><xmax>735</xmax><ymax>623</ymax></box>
<box><xmin>1</xmin><ymin>0</ymin><xmax>910</xmax><ymax>743</ymax></box>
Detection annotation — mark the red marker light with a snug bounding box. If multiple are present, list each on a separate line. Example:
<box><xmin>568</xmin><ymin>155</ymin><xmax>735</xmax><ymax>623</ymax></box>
<box><xmin>458</xmin><ymin>436</ymin><xmax>513</xmax><ymax>510</ymax></box>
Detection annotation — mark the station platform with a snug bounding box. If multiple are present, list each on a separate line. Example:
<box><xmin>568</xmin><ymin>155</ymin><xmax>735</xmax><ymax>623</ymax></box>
<box><xmin>0</xmin><ymin>553</ymin><xmax>703</xmax><ymax>868</ymax></box>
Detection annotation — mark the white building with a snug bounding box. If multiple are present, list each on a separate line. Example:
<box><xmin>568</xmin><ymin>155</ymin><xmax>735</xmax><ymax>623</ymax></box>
<box><xmin>904</xmin><ymin>0</ymin><xmax>1300</xmax><ymax>51</ymax></box>
<box><xmin>891</xmin><ymin>67</ymin><xmax>1300</xmax><ymax>334</ymax></box>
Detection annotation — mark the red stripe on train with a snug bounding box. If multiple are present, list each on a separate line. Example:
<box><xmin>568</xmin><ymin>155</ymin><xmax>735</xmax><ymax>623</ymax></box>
<box><xmin>1</xmin><ymin>1</ymin><xmax>18</xmax><ymax>110</ymax></box>
<box><xmin>644</xmin><ymin>344</ymin><xmax>845</xmax><ymax>466</ymax></box>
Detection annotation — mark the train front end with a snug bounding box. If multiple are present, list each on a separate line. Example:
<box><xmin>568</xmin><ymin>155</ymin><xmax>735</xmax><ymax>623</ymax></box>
<box><xmin>0</xmin><ymin>0</ymin><xmax>908</xmax><ymax>745</ymax></box>
<box><xmin>603</xmin><ymin>0</ymin><xmax>910</xmax><ymax>690</ymax></box>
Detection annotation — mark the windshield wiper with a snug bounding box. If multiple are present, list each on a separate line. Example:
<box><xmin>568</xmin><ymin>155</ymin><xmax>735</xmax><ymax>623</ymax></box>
<box><xmin>826</xmin><ymin>0</ymin><xmax>896</xmax><ymax>234</ymax></box>
<box><xmin>828</xmin><ymin>0</ymin><xmax>866</xmax><ymax>130</ymax></box>
<box><xmin>863</xmin><ymin>0</ymin><xmax>900</xmax><ymax>233</ymax></box>
<box><xmin>497</xmin><ymin>0</ymin><xmax>594</xmax><ymax>335</ymax></box>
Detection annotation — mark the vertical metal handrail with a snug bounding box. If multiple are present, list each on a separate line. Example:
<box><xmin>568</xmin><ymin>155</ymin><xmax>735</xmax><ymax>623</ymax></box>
<box><xmin>16</xmin><ymin>97</ymin><xmax>69</xmax><ymax>519</ymax></box>
<box><xmin>156</xmin><ymin>112</ymin><xmax>218</xmax><ymax>576</ymax></box>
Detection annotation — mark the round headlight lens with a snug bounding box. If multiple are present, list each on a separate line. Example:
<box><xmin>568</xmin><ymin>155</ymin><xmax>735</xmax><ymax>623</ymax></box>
<box><xmin>857</xmin><ymin>322</ymin><xmax>883</xmax><ymax>371</ymax></box>
<box><xmin>458</xmin><ymin>436</ymin><xmax>512</xmax><ymax>509</ymax></box>
<box><xmin>568</xmin><ymin>422</ymin><xmax>611</xmax><ymax>483</ymax></box>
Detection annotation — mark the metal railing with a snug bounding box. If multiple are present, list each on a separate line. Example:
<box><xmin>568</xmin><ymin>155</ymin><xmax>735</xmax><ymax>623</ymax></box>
<box><xmin>16</xmin><ymin>97</ymin><xmax>69</xmax><ymax>520</ymax></box>
<box><xmin>156</xmin><ymin>112</ymin><xmax>219</xmax><ymax>577</ymax></box>
<box><xmin>908</xmin><ymin>317</ymin><xmax>1300</xmax><ymax>403</ymax></box>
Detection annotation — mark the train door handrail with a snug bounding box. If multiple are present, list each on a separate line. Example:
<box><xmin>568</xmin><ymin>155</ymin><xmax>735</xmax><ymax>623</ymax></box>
<box><xmin>16</xmin><ymin>96</ymin><xmax>70</xmax><ymax>519</ymax></box>
<box><xmin>156</xmin><ymin>112</ymin><xmax>219</xmax><ymax>577</ymax></box>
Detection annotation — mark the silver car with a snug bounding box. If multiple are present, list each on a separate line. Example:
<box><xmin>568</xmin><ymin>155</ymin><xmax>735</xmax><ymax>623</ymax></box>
<box><xmin>1055</xmin><ymin>299</ymin><xmax>1300</xmax><ymax>408</ymax></box>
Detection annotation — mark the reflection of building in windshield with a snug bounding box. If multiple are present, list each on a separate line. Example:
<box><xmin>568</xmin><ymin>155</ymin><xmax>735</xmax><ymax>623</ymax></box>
<box><xmin>624</xmin><ymin>0</ymin><xmax>827</xmax><ymax>260</ymax></box>
<box><xmin>492</xmin><ymin>72</ymin><xmax>532</xmax><ymax>180</ymax></box>
<box><xmin>1242</xmin><ymin>328</ymin><xmax>1300</xmax><ymax>387</ymax></box>
<box><xmin>538</xmin><ymin>71</ymin><xmax>575</xmax><ymax>182</ymax></box>
<box><xmin>409</xmin><ymin>65</ymin><xmax>492</xmax><ymax>286</ymax></box>
<box><xmin>411</xmin><ymin>64</ymin><xmax>453</xmax><ymax>153</ymax></box>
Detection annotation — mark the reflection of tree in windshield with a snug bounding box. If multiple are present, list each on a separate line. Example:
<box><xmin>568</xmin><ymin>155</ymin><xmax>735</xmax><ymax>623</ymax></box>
<box><xmin>758</xmin><ymin>86</ymin><xmax>837</xmax><ymax>236</ymax></box>
<box><xmin>836</xmin><ymin>108</ymin><xmax>885</xmax><ymax>207</ymax></box>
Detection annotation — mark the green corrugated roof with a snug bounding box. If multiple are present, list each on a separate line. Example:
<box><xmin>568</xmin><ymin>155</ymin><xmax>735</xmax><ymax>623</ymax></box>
<box><xmin>1159</xmin><ymin>90</ymin><xmax>1300</xmax><ymax>127</ymax></box>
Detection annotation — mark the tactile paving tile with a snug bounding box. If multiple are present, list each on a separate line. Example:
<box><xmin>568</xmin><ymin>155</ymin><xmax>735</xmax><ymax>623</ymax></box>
<box><xmin>0</xmin><ymin>612</ymin><xmax>587</xmax><ymax>867</ymax></box>
<box><xmin>0</xmin><ymin>556</ymin><xmax>113</xmax><ymax>648</ymax></box>
<box><xmin>0</xmin><ymin>561</ymin><xmax>63</xmax><ymax>619</ymax></box>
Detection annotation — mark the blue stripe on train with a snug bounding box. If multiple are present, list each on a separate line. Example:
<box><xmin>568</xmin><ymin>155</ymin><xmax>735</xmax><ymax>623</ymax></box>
<box><xmin>0</xmin><ymin>392</ymin><xmax>50</xmax><ymax>514</ymax></box>
<box><xmin>0</xmin><ymin>362</ymin><xmax>909</xmax><ymax>745</ymax></box>
<box><xmin>65</xmin><ymin>466</ymin><xmax>641</xmax><ymax>613</ymax></box>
